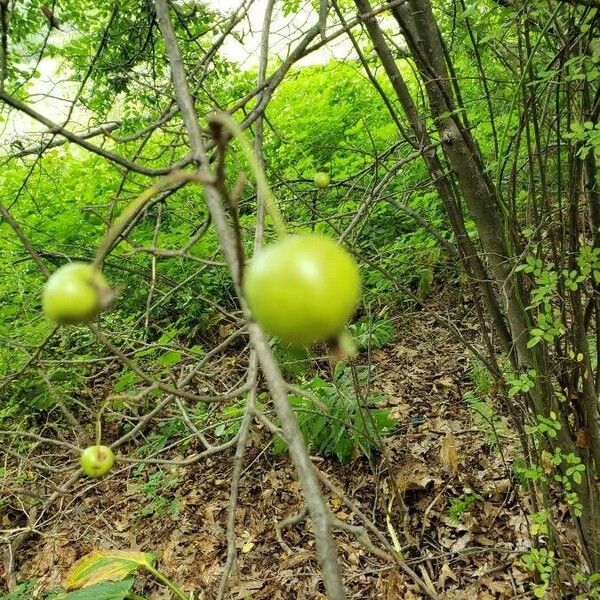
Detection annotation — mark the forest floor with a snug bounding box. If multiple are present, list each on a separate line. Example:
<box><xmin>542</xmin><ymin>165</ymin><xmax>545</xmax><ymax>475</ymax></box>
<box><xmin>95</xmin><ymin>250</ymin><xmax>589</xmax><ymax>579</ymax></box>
<box><xmin>6</xmin><ymin>294</ymin><xmax>570</xmax><ymax>599</ymax></box>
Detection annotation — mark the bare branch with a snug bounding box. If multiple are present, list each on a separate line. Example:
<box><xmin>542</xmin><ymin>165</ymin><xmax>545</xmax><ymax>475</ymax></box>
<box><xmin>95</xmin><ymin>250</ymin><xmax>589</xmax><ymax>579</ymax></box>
<box><xmin>0</xmin><ymin>90</ymin><xmax>185</xmax><ymax>176</ymax></box>
<box><xmin>153</xmin><ymin>1</ymin><xmax>347</xmax><ymax>595</ymax></box>
<box><xmin>5</xmin><ymin>122</ymin><xmax>120</xmax><ymax>160</ymax></box>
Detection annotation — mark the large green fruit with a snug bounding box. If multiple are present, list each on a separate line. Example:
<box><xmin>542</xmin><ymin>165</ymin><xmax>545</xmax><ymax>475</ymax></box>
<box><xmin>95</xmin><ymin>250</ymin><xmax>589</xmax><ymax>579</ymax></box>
<box><xmin>314</xmin><ymin>172</ymin><xmax>331</xmax><ymax>189</ymax></box>
<box><xmin>80</xmin><ymin>445</ymin><xmax>115</xmax><ymax>478</ymax></box>
<box><xmin>244</xmin><ymin>234</ymin><xmax>361</xmax><ymax>345</ymax></box>
<box><xmin>42</xmin><ymin>262</ymin><xmax>108</xmax><ymax>325</ymax></box>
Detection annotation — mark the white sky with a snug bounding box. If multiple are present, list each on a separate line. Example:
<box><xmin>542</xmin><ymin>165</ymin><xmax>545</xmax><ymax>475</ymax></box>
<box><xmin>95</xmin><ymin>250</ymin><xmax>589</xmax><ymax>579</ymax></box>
<box><xmin>205</xmin><ymin>0</ymin><xmax>356</xmax><ymax>68</ymax></box>
<box><xmin>1</xmin><ymin>0</ymin><xmax>357</xmax><ymax>146</ymax></box>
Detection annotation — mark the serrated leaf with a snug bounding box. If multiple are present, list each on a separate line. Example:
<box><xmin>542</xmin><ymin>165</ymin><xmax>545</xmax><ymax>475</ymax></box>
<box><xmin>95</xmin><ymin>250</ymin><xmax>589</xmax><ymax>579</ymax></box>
<box><xmin>63</xmin><ymin>550</ymin><xmax>155</xmax><ymax>591</ymax></box>
<box><xmin>60</xmin><ymin>579</ymin><xmax>134</xmax><ymax>600</ymax></box>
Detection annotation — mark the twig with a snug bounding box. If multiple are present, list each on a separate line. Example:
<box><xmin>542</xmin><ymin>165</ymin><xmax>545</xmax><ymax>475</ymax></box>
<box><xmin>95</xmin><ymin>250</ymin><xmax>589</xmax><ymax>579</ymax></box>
<box><xmin>89</xmin><ymin>324</ymin><xmax>248</xmax><ymax>404</ymax></box>
<box><xmin>217</xmin><ymin>353</ymin><xmax>258</xmax><ymax>599</ymax></box>
<box><xmin>276</xmin><ymin>506</ymin><xmax>309</xmax><ymax>554</ymax></box>
<box><xmin>0</xmin><ymin>89</ymin><xmax>181</xmax><ymax>176</ymax></box>
<box><xmin>0</xmin><ymin>202</ymin><xmax>50</xmax><ymax>277</ymax></box>
<box><xmin>0</xmin><ymin>327</ymin><xmax>58</xmax><ymax>391</ymax></box>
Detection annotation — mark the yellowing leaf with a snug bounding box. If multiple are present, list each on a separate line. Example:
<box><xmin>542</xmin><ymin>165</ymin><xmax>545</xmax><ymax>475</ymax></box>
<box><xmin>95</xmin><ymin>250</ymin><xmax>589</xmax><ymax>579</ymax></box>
<box><xmin>241</xmin><ymin>541</ymin><xmax>255</xmax><ymax>553</ymax></box>
<box><xmin>63</xmin><ymin>550</ymin><xmax>155</xmax><ymax>591</ymax></box>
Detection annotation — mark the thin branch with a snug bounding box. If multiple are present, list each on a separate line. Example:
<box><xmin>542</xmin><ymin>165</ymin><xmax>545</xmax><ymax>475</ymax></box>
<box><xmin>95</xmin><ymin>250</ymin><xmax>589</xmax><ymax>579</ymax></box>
<box><xmin>0</xmin><ymin>202</ymin><xmax>50</xmax><ymax>276</ymax></box>
<box><xmin>5</xmin><ymin>122</ymin><xmax>120</xmax><ymax>160</ymax></box>
<box><xmin>153</xmin><ymin>2</ymin><xmax>347</xmax><ymax>595</ymax></box>
<box><xmin>0</xmin><ymin>89</ymin><xmax>184</xmax><ymax>176</ymax></box>
<box><xmin>217</xmin><ymin>353</ymin><xmax>258</xmax><ymax>599</ymax></box>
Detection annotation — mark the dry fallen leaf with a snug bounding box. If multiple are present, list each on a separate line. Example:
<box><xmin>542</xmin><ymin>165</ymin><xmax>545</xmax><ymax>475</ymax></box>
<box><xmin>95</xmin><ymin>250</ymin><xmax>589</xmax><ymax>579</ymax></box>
<box><xmin>437</xmin><ymin>562</ymin><xmax>458</xmax><ymax>588</ymax></box>
<box><xmin>439</xmin><ymin>431</ymin><xmax>459</xmax><ymax>473</ymax></box>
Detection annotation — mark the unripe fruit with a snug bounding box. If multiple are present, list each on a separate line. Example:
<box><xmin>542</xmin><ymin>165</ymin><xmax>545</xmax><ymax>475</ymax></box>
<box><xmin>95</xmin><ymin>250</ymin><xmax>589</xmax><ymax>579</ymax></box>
<box><xmin>314</xmin><ymin>172</ymin><xmax>330</xmax><ymax>189</ymax></box>
<box><xmin>244</xmin><ymin>234</ymin><xmax>361</xmax><ymax>345</ymax></box>
<box><xmin>42</xmin><ymin>262</ymin><xmax>108</xmax><ymax>325</ymax></box>
<box><xmin>80</xmin><ymin>445</ymin><xmax>115</xmax><ymax>478</ymax></box>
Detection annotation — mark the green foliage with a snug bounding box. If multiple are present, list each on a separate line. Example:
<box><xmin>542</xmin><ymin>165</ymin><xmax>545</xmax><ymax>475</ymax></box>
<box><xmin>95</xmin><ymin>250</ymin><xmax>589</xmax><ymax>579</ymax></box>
<box><xmin>54</xmin><ymin>549</ymin><xmax>186</xmax><ymax>600</ymax></box>
<box><xmin>58</xmin><ymin>579</ymin><xmax>134</xmax><ymax>600</ymax></box>
<box><xmin>213</xmin><ymin>401</ymin><xmax>246</xmax><ymax>441</ymax></box>
<box><xmin>274</xmin><ymin>365</ymin><xmax>395</xmax><ymax>462</ymax></box>
<box><xmin>1</xmin><ymin>581</ymin><xmax>40</xmax><ymax>599</ymax></box>
<box><xmin>575</xmin><ymin>571</ymin><xmax>600</xmax><ymax>600</ymax></box>
<box><xmin>463</xmin><ymin>359</ymin><xmax>506</xmax><ymax>446</ymax></box>
<box><xmin>267</xmin><ymin>63</ymin><xmax>397</xmax><ymax>177</ymax></box>
<box><xmin>467</xmin><ymin>359</ymin><xmax>495</xmax><ymax>396</ymax></box>
<box><xmin>507</xmin><ymin>370</ymin><xmax>537</xmax><ymax>398</ymax></box>
<box><xmin>0</xmin><ymin>581</ymin><xmax>72</xmax><ymax>600</ymax></box>
<box><xmin>272</xmin><ymin>341</ymin><xmax>313</xmax><ymax>380</ymax></box>
<box><xmin>447</xmin><ymin>492</ymin><xmax>480</xmax><ymax>524</ymax></box>
<box><xmin>567</xmin><ymin>120</ymin><xmax>600</xmax><ymax>161</ymax></box>
<box><xmin>349</xmin><ymin>312</ymin><xmax>395</xmax><ymax>350</ymax></box>
<box><xmin>134</xmin><ymin>471</ymin><xmax>182</xmax><ymax>519</ymax></box>
<box><xmin>514</xmin><ymin>457</ymin><xmax>546</xmax><ymax>484</ymax></box>
<box><xmin>525</xmin><ymin>413</ymin><xmax>562</xmax><ymax>439</ymax></box>
<box><xmin>549</xmin><ymin>449</ymin><xmax>585</xmax><ymax>517</ymax></box>
<box><xmin>463</xmin><ymin>391</ymin><xmax>506</xmax><ymax>446</ymax></box>
<box><xmin>520</xmin><ymin>548</ymin><xmax>556</xmax><ymax>598</ymax></box>
<box><xmin>529</xmin><ymin>510</ymin><xmax>550</xmax><ymax>536</ymax></box>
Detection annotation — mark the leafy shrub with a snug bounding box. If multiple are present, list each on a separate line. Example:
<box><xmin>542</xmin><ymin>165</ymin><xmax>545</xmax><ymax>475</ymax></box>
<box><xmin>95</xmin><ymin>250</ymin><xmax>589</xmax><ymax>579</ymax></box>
<box><xmin>274</xmin><ymin>365</ymin><xmax>395</xmax><ymax>462</ymax></box>
<box><xmin>350</xmin><ymin>312</ymin><xmax>395</xmax><ymax>350</ymax></box>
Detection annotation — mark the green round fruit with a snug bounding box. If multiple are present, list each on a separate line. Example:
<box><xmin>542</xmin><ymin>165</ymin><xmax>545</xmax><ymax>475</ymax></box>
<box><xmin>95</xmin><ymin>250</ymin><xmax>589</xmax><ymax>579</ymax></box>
<box><xmin>314</xmin><ymin>171</ymin><xmax>331</xmax><ymax>189</ymax></box>
<box><xmin>42</xmin><ymin>262</ymin><xmax>108</xmax><ymax>325</ymax></box>
<box><xmin>244</xmin><ymin>234</ymin><xmax>361</xmax><ymax>345</ymax></box>
<box><xmin>80</xmin><ymin>445</ymin><xmax>115</xmax><ymax>478</ymax></box>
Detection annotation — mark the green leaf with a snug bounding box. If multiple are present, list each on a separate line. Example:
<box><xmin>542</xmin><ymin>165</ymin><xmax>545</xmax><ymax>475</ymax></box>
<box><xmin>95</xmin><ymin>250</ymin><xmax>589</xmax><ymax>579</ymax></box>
<box><xmin>60</xmin><ymin>579</ymin><xmax>134</xmax><ymax>600</ymax></box>
<box><xmin>63</xmin><ymin>550</ymin><xmax>155</xmax><ymax>591</ymax></box>
<box><xmin>114</xmin><ymin>370</ymin><xmax>139</xmax><ymax>393</ymax></box>
<box><xmin>159</xmin><ymin>351</ymin><xmax>182</xmax><ymax>367</ymax></box>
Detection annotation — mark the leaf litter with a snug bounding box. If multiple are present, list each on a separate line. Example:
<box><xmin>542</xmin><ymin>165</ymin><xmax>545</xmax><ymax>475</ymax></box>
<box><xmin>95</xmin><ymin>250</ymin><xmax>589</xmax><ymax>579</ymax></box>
<box><xmin>4</xmin><ymin>296</ymin><xmax>575</xmax><ymax>598</ymax></box>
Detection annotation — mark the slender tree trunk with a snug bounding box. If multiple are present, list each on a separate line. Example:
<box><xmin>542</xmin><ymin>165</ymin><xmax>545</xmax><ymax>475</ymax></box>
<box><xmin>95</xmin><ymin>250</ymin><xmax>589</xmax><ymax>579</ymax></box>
<box><xmin>354</xmin><ymin>0</ymin><xmax>513</xmax><ymax>356</ymax></box>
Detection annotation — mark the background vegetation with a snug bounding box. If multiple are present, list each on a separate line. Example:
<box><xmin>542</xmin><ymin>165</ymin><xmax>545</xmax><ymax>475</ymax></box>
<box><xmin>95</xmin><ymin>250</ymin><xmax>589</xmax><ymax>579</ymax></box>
<box><xmin>1</xmin><ymin>0</ymin><xmax>600</xmax><ymax>598</ymax></box>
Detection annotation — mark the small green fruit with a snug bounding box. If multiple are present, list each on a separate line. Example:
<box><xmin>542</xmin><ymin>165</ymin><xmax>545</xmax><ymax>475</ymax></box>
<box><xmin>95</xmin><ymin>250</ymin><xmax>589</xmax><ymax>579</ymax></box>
<box><xmin>244</xmin><ymin>234</ymin><xmax>361</xmax><ymax>345</ymax></box>
<box><xmin>42</xmin><ymin>262</ymin><xmax>108</xmax><ymax>325</ymax></box>
<box><xmin>80</xmin><ymin>445</ymin><xmax>115</xmax><ymax>478</ymax></box>
<box><xmin>314</xmin><ymin>172</ymin><xmax>331</xmax><ymax>189</ymax></box>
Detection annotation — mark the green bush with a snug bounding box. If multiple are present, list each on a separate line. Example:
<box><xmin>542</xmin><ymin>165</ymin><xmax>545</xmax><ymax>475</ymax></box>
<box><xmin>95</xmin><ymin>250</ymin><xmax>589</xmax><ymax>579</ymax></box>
<box><xmin>274</xmin><ymin>364</ymin><xmax>395</xmax><ymax>462</ymax></box>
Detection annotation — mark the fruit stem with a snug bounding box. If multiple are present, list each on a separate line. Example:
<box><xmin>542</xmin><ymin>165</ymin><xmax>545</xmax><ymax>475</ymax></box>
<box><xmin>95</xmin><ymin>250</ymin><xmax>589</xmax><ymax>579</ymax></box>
<box><xmin>145</xmin><ymin>565</ymin><xmax>189</xmax><ymax>600</ymax></box>
<box><xmin>209</xmin><ymin>111</ymin><xmax>288</xmax><ymax>239</ymax></box>
<box><xmin>95</xmin><ymin>398</ymin><xmax>111</xmax><ymax>445</ymax></box>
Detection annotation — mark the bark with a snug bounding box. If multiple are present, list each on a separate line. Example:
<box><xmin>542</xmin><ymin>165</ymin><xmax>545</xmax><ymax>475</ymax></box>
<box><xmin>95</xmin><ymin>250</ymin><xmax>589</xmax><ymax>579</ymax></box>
<box><xmin>391</xmin><ymin>0</ymin><xmax>534</xmax><ymax>369</ymax></box>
